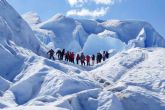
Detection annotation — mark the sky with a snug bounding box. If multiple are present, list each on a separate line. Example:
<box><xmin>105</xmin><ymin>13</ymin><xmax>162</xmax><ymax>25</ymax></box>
<box><xmin>7</xmin><ymin>0</ymin><xmax>165</xmax><ymax>37</ymax></box>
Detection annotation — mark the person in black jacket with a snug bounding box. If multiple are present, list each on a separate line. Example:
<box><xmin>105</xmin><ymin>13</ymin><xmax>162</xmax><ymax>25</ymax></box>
<box><xmin>99</xmin><ymin>53</ymin><xmax>103</xmax><ymax>63</ymax></box>
<box><xmin>91</xmin><ymin>54</ymin><xmax>95</xmax><ymax>65</ymax></box>
<box><xmin>47</xmin><ymin>49</ymin><xmax>55</xmax><ymax>60</ymax></box>
<box><xmin>61</xmin><ymin>49</ymin><xmax>65</xmax><ymax>60</ymax></box>
<box><xmin>96</xmin><ymin>53</ymin><xmax>99</xmax><ymax>64</ymax></box>
<box><xmin>56</xmin><ymin>49</ymin><xmax>62</xmax><ymax>60</ymax></box>
<box><xmin>105</xmin><ymin>51</ymin><xmax>109</xmax><ymax>59</ymax></box>
<box><xmin>103</xmin><ymin>51</ymin><xmax>106</xmax><ymax>61</ymax></box>
<box><xmin>76</xmin><ymin>54</ymin><xmax>80</xmax><ymax>65</ymax></box>
<box><xmin>80</xmin><ymin>53</ymin><xmax>85</xmax><ymax>66</ymax></box>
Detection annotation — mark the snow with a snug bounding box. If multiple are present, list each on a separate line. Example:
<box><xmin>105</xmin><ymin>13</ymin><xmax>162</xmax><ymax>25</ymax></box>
<box><xmin>0</xmin><ymin>56</ymin><xmax>99</xmax><ymax>106</ymax></box>
<box><xmin>117</xmin><ymin>86</ymin><xmax>165</xmax><ymax>110</ymax></box>
<box><xmin>98</xmin><ymin>30</ymin><xmax>118</xmax><ymax>38</ymax></box>
<box><xmin>2</xmin><ymin>106</ymin><xmax>68</xmax><ymax>110</ymax></box>
<box><xmin>1</xmin><ymin>47</ymin><xmax>165</xmax><ymax>110</ymax></box>
<box><xmin>0</xmin><ymin>1</ymin><xmax>165</xmax><ymax>110</ymax></box>
<box><xmin>116</xmin><ymin>48</ymin><xmax>165</xmax><ymax>93</ymax></box>
<box><xmin>86</xmin><ymin>48</ymin><xmax>165</xmax><ymax>110</ymax></box>
<box><xmin>46</xmin><ymin>89</ymin><xmax>123</xmax><ymax>110</ymax></box>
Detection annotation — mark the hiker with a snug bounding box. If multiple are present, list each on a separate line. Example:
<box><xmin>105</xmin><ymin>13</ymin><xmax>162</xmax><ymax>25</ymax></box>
<box><xmin>96</xmin><ymin>53</ymin><xmax>100</xmax><ymax>64</ymax></box>
<box><xmin>61</xmin><ymin>49</ymin><xmax>65</xmax><ymax>60</ymax></box>
<box><xmin>105</xmin><ymin>51</ymin><xmax>109</xmax><ymax>59</ymax></box>
<box><xmin>65</xmin><ymin>51</ymin><xmax>69</xmax><ymax>61</ymax></box>
<box><xmin>86</xmin><ymin>55</ymin><xmax>90</xmax><ymax>66</ymax></box>
<box><xmin>76</xmin><ymin>54</ymin><xmax>80</xmax><ymax>65</ymax></box>
<box><xmin>47</xmin><ymin>49</ymin><xmax>55</xmax><ymax>60</ymax></box>
<box><xmin>56</xmin><ymin>49</ymin><xmax>62</xmax><ymax>60</ymax></box>
<box><xmin>80</xmin><ymin>53</ymin><xmax>85</xmax><ymax>66</ymax></box>
<box><xmin>103</xmin><ymin>51</ymin><xmax>106</xmax><ymax>61</ymax></box>
<box><xmin>71</xmin><ymin>52</ymin><xmax>75</xmax><ymax>63</ymax></box>
<box><xmin>97</xmin><ymin>52</ymin><xmax>102</xmax><ymax>63</ymax></box>
<box><xmin>69</xmin><ymin>52</ymin><xmax>72</xmax><ymax>62</ymax></box>
<box><xmin>91</xmin><ymin>54</ymin><xmax>95</xmax><ymax>65</ymax></box>
<box><xmin>99</xmin><ymin>53</ymin><xmax>103</xmax><ymax>63</ymax></box>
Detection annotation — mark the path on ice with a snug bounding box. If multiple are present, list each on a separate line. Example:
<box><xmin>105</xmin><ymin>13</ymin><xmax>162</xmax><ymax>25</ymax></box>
<box><xmin>83</xmin><ymin>48</ymin><xmax>148</xmax><ymax>87</ymax></box>
<box><xmin>113</xmin><ymin>50</ymin><xmax>147</xmax><ymax>83</ymax></box>
<box><xmin>113</xmin><ymin>48</ymin><xmax>165</xmax><ymax>93</ymax></box>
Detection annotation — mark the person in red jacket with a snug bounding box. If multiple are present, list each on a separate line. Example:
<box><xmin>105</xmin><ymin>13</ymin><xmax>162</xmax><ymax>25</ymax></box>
<box><xmin>71</xmin><ymin>52</ymin><xmax>75</xmax><ymax>63</ymax></box>
<box><xmin>86</xmin><ymin>55</ymin><xmax>90</xmax><ymax>66</ymax></box>
<box><xmin>65</xmin><ymin>51</ymin><xmax>69</xmax><ymax>62</ymax></box>
<box><xmin>76</xmin><ymin>54</ymin><xmax>80</xmax><ymax>65</ymax></box>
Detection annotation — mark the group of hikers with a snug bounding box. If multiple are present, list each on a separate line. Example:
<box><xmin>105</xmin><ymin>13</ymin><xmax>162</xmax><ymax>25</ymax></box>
<box><xmin>47</xmin><ymin>49</ymin><xmax>109</xmax><ymax>66</ymax></box>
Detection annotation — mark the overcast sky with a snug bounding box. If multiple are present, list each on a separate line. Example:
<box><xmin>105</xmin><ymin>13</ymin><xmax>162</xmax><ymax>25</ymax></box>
<box><xmin>7</xmin><ymin>0</ymin><xmax>165</xmax><ymax>37</ymax></box>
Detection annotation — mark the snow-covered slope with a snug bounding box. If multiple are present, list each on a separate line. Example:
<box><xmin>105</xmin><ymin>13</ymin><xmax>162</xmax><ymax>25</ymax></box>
<box><xmin>2</xmin><ymin>106</ymin><xmax>68</xmax><ymax>110</ymax></box>
<box><xmin>1</xmin><ymin>47</ymin><xmax>165</xmax><ymax>110</ymax></box>
<box><xmin>84</xmin><ymin>48</ymin><xmax>165</xmax><ymax>110</ymax></box>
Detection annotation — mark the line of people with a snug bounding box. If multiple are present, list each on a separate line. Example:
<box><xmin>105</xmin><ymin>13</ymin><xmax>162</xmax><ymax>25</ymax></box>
<box><xmin>47</xmin><ymin>49</ymin><xmax>109</xmax><ymax>66</ymax></box>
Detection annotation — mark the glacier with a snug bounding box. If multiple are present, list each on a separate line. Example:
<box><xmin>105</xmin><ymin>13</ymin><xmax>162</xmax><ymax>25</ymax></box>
<box><xmin>23</xmin><ymin>12</ymin><xmax>165</xmax><ymax>54</ymax></box>
<box><xmin>0</xmin><ymin>0</ymin><xmax>165</xmax><ymax>110</ymax></box>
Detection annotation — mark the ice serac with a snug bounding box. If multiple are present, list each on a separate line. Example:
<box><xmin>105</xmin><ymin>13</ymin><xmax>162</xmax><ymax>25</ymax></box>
<box><xmin>33</xmin><ymin>28</ymin><xmax>56</xmax><ymax>49</ymax></box>
<box><xmin>101</xmin><ymin>20</ymin><xmax>165</xmax><ymax>47</ymax></box>
<box><xmin>0</xmin><ymin>0</ymin><xmax>45</xmax><ymax>80</ymax></box>
<box><xmin>82</xmin><ymin>31</ymin><xmax>126</xmax><ymax>55</ymax></box>
<box><xmin>127</xmin><ymin>28</ymin><xmax>146</xmax><ymax>48</ymax></box>
<box><xmin>77</xmin><ymin>19</ymin><xmax>104</xmax><ymax>34</ymax></box>
<box><xmin>22</xmin><ymin>11</ymin><xmax>41</xmax><ymax>27</ymax></box>
<box><xmin>23</xmin><ymin>12</ymin><xmax>165</xmax><ymax>51</ymax></box>
<box><xmin>39</xmin><ymin>14</ymin><xmax>88</xmax><ymax>51</ymax></box>
<box><xmin>0</xmin><ymin>0</ymin><xmax>45</xmax><ymax>54</ymax></box>
<box><xmin>0</xmin><ymin>76</ymin><xmax>11</xmax><ymax>93</ymax></box>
